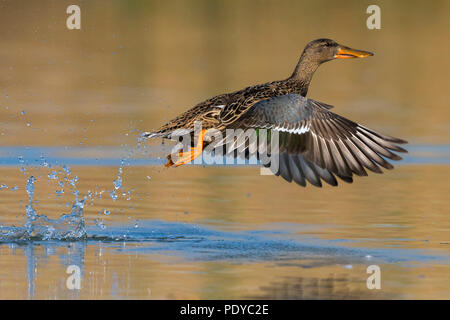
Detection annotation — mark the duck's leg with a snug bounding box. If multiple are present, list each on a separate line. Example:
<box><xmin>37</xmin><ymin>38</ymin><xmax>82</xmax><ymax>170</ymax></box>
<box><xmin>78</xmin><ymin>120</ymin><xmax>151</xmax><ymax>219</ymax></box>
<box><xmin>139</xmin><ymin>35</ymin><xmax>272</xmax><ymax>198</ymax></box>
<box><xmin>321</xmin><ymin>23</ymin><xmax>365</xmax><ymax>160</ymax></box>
<box><xmin>165</xmin><ymin>130</ymin><xmax>206</xmax><ymax>167</ymax></box>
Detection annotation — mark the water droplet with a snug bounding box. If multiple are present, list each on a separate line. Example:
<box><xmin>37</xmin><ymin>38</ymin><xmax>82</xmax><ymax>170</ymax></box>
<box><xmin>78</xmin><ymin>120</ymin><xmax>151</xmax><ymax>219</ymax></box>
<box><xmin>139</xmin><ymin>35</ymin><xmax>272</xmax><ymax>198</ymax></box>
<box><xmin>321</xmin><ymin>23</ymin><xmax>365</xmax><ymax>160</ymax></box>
<box><xmin>48</xmin><ymin>171</ymin><xmax>58</xmax><ymax>179</ymax></box>
<box><xmin>110</xmin><ymin>191</ymin><xmax>118</xmax><ymax>201</ymax></box>
<box><xmin>113</xmin><ymin>168</ymin><xmax>123</xmax><ymax>190</ymax></box>
<box><xmin>63</xmin><ymin>165</ymin><xmax>71</xmax><ymax>175</ymax></box>
<box><xmin>94</xmin><ymin>218</ymin><xmax>106</xmax><ymax>230</ymax></box>
<box><xmin>24</xmin><ymin>176</ymin><xmax>37</xmax><ymax>236</ymax></box>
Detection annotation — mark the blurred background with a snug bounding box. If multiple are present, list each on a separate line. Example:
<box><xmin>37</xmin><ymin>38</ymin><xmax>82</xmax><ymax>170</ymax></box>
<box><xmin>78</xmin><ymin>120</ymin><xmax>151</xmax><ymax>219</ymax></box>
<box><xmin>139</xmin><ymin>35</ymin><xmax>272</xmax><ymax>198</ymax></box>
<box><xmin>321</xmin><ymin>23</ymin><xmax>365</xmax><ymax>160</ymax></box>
<box><xmin>0</xmin><ymin>0</ymin><xmax>449</xmax><ymax>147</ymax></box>
<box><xmin>0</xmin><ymin>0</ymin><xmax>449</xmax><ymax>300</ymax></box>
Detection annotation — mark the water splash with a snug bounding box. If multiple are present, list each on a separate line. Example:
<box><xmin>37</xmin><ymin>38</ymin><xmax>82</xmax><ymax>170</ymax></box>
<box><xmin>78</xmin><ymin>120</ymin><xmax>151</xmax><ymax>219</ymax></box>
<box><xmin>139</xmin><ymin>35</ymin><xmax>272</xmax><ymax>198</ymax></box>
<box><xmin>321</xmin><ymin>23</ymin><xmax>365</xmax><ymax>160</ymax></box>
<box><xmin>0</xmin><ymin>175</ymin><xmax>87</xmax><ymax>242</ymax></box>
<box><xmin>0</xmin><ymin>155</ymin><xmax>136</xmax><ymax>242</ymax></box>
<box><xmin>113</xmin><ymin>167</ymin><xmax>123</xmax><ymax>190</ymax></box>
<box><xmin>69</xmin><ymin>176</ymin><xmax>79</xmax><ymax>201</ymax></box>
<box><xmin>48</xmin><ymin>170</ymin><xmax>58</xmax><ymax>179</ymax></box>
<box><xmin>0</xmin><ymin>138</ymin><xmax>154</xmax><ymax>243</ymax></box>
<box><xmin>24</xmin><ymin>176</ymin><xmax>37</xmax><ymax>236</ymax></box>
<box><xmin>110</xmin><ymin>163</ymin><xmax>123</xmax><ymax>201</ymax></box>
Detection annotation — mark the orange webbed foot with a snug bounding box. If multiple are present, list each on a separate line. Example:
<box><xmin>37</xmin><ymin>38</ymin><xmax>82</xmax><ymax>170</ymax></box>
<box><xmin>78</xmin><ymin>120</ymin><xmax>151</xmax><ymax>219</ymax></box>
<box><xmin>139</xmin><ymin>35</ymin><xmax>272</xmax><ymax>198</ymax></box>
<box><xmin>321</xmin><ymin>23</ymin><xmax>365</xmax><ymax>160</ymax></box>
<box><xmin>164</xmin><ymin>130</ymin><xmax>206</xmax><ymax>167</ymax></box>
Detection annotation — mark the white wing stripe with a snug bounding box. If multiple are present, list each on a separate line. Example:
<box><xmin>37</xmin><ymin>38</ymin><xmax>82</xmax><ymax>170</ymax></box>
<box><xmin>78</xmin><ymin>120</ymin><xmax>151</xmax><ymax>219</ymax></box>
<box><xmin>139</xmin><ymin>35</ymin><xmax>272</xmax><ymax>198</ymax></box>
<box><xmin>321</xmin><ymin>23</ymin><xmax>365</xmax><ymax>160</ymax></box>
<box><xmin>273</xmin><ymin>123</ymin><xmax>310</xmax><ymax>134</ymax></box>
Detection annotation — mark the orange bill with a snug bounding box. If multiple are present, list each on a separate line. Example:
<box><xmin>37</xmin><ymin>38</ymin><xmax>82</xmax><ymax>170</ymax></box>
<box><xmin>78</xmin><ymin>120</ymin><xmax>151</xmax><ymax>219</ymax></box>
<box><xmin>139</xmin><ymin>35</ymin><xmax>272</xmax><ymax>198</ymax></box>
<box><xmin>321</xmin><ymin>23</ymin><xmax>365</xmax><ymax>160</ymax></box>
<box><xmin>335</xmin><ymin>45</ymin><xmax>373</xmax><ymax>59</ymax></box>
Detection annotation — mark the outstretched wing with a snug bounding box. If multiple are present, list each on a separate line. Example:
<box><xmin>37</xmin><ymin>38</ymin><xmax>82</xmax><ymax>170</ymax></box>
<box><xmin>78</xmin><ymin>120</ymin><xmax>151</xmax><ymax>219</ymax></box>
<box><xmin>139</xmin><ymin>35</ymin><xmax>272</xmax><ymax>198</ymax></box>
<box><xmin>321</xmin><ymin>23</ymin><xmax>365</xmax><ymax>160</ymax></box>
<box><xmin>231</xmin><ymin>94</ymin><xmax>407</xmax><ymax>187</ymax></box>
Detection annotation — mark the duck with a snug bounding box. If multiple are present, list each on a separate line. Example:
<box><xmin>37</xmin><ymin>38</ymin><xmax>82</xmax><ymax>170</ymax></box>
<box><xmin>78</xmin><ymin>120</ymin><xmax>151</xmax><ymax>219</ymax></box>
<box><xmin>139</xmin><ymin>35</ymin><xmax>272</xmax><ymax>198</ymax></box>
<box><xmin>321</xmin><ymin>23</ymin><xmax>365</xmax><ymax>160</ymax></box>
<box><xmin>143</xmin><ymin>38</ymin><xmax>407</xmax><ymax>187</ymax></box>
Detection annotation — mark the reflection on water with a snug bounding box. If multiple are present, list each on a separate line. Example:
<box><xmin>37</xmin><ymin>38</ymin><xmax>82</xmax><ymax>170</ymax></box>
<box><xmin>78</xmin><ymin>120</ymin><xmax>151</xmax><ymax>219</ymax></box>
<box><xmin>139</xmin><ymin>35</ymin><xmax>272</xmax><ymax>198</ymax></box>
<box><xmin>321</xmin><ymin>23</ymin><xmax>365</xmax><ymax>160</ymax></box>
<box><xmin>0</xmin><ymin>145</ymin><xmax>449</xmax><ymax>299</ymax></box>
<box><xmin>3</xmin><ymin>218</ymin><xmax>449</xmax><ymax>299</ymax></box>
<box><xmin>255</xmin><ymin>275</ymin><xmax>393</xmax><ymax>300</ymax></box>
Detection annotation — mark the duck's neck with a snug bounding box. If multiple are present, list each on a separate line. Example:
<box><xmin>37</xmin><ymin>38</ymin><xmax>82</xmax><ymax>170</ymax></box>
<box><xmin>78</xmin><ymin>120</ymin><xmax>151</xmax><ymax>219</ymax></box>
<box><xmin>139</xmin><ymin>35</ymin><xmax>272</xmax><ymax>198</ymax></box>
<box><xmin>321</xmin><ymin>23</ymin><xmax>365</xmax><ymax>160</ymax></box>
<box><xmin>289</xmin><ymin>53</ymin><xmax>321</xmax><ymax>96</ymax></box>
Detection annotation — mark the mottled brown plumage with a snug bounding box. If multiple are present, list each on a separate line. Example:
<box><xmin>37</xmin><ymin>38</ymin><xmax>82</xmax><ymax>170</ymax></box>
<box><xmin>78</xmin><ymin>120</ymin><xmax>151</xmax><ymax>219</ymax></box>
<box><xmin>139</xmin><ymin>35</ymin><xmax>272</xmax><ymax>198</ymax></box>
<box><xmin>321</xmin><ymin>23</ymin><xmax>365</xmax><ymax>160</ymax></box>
<box><xmin>144</xmin><ymin>39</ymin><xmax>352</xmax><ymax>137</ymax></box>
<box><xmin>147</xmin><ymin>78</ymin><xmax>303</xmax><ymax>136</ymax></box>
<box><xmin>143</xmin><ymin>38</ymin><xmax>407</xmax><ymax>187</ymax></box>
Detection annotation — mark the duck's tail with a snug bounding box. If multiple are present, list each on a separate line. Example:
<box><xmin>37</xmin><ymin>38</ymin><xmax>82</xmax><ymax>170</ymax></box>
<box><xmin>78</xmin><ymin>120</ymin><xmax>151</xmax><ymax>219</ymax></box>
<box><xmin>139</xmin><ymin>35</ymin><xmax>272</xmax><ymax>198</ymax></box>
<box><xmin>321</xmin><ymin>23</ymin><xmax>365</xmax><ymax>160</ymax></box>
<box><xmin>141</xmin><ymin>127</ymin><xmax>194</xmax><ymax>141</ymax></box>
<box><xmin>140</xmin><ymin>131</ymin><xmax>164</xmax><ymax>140</ymax></box>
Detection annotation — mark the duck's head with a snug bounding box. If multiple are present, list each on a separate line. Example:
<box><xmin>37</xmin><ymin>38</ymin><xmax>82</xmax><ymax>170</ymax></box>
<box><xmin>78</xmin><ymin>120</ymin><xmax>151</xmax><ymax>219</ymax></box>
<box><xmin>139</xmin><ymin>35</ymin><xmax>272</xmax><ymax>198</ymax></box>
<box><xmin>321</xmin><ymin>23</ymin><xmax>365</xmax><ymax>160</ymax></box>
<box><xmin>302</xmin><ymin>38</ymin><xmax>373</xmax><ymax>64</ymax></box>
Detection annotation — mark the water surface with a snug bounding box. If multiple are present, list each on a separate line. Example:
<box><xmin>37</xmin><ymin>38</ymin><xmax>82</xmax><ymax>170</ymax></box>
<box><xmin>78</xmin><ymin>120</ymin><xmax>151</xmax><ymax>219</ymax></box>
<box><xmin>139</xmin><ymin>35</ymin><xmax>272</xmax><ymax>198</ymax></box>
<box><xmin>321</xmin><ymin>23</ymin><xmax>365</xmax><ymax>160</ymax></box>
<box><xmin>0</xmin><ymin>145</ymin><xmax>449</xmax><ymax>299</ymax></box>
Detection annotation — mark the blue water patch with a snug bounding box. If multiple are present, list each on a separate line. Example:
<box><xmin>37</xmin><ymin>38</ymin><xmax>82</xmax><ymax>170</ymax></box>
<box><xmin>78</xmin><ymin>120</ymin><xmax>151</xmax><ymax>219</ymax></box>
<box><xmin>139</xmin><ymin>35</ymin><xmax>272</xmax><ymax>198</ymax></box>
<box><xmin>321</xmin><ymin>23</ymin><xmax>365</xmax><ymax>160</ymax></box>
<box><xmin>0</xmin><ymin>144</ymin><xmax>449</xmax><ymax>166</ymax></box>
<box><xmin>2</xmin><ymin>219</ymin><xmax>448</xmax><ymax>266</ymax></box>
<box><xmin>95</xmin><ymin>220</ymin><xmax>450</xmax><ymax>264</ymax></box>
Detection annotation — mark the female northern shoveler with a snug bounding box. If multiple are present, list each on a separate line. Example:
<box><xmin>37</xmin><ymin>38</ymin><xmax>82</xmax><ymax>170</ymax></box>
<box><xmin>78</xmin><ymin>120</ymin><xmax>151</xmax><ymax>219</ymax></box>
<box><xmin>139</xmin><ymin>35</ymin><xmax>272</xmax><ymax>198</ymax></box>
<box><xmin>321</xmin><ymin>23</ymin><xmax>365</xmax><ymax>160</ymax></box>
<box><xmin>143</xmin><ymin>38</ymin><xmax>407</xmax><ymax>187</ymax></box>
